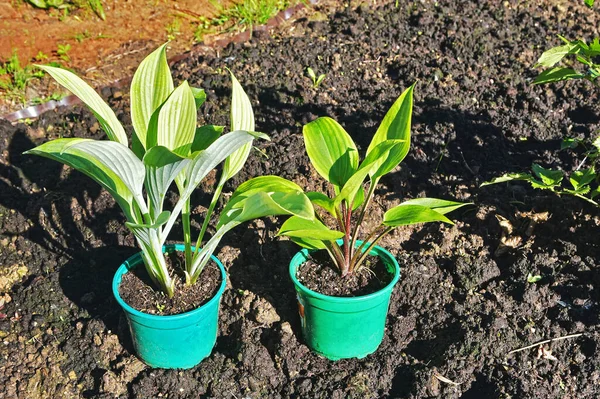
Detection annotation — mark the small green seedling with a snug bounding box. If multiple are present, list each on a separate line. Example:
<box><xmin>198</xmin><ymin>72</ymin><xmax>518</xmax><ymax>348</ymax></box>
<box><xmin>229</xmin><ymin>85</ymin><xmax>470</xmax><ymax>276</ymax></box>
<box><xmin>307</xmin><ymin>67</ymin><xmax>326</xmax><ymax>89</ymax></box>
<box><xmin>527</xmin><ymin>273</ymin><xmax>542</xmax><ymax>283</ymax></box>
<box><xmin>25</xmin><ymin>43</ymin><xmax>312</xmax><ymax>297</ymax></box>
<box><xmin>57</xmin><ymin>44</ymin><xmax>71</xmax><ymax>62</ymax></box>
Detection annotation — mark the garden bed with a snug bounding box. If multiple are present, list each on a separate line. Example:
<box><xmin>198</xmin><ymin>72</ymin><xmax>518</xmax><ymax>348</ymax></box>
<box><xmin>1</xmin><ymin>0</ymin><xmax>599</xmax><ymax>397</ymax></box>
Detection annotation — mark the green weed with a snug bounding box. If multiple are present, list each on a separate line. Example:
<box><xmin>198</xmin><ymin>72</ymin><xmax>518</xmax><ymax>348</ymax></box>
<box><xmin>0</xmin><ymin>51</ymin><xmax>44</xmax><ymax>103</ymax></box>
<box><xmin>25</xmin><ymin>0</ymin><xmax>106</xmax><ymax>20</ymax></box>
<box><xmin>194</xmin><ymin>0</ymin><xmax>300</xmax><ymax>41</ymax></box>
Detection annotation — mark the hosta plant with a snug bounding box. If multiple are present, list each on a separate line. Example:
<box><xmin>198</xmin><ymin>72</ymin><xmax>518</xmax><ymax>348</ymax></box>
<box><xmin>228</xmin><ymin>84</ymin><xmax>469</xmax><ymax>277</ymax></box>
<box><xmin>483</xmin><ymin>11</ymin><xmax>600</xmax><ymax>207</ymax></box>
<box><xmin>25</xmin><ymin>44</ymin><xmax>312</xmax><ymax>297</ymax></box>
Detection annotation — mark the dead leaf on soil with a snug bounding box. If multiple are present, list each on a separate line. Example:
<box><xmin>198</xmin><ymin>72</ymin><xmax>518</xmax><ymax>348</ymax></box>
<box><xmin>518</xmin><ymin>211</ymin><xmax>549</xmax><ymax>237</ymax></box>
<box><xmin>495</xmin><ymin>215</ymin><xmax>522</xmax><ymax>256</ymax></box>
<box><xmin>433</xmin><ymin>371</ymin><xmax>460</xmax><ymax>386</ymax></box>
<box><xmin>536</xmin><ymin>345</ymin><xmax>558</xmax><ymax>361</ymax></box>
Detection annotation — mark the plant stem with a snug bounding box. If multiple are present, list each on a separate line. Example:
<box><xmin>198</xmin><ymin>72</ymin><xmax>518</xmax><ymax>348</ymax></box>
<box><xmin>339</xmin><ymin>202</ymin><xmax>352</xmax><ymax>276</ymax></box>
<box><xmin>195</xmin><ymin>182</ymin><xmax>224</xmax><ymax>255</ymax></box>
<box><xmin>324</xmin><ymin>240</ymin><xmax>346</xmax><ymax>272</ymax></box>
<box><xmin>182</xmin><ymin>197</ymin><xmax>192</xmax><ymax>270</ymax></box>
<box><xmin>352</xmin><ymin>226</ymin><xmax>394</xmax><ymax>273</ymax></box>
<box><xmin>350</xmin><ymin>181</ymin><xmax>377</xmax><ymax>256</ymax></box>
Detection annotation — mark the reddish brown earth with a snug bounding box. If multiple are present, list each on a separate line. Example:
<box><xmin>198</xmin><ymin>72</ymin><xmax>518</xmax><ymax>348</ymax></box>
<box><xmin>0</xmin><ymin>0</ymin><xmax>235</xmax><ymax>114</ymax></box>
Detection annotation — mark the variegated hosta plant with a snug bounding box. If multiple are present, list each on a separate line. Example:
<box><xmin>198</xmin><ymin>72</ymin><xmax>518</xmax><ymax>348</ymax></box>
<box><xmin>232</xmin><ymin>85</ymin><xmax>470</xmax><ymax>277</ymax></box>
<box><xmin>25</xmin><ymin>44</ymin><xmax>313</xmax><ymax>297</ymax></box>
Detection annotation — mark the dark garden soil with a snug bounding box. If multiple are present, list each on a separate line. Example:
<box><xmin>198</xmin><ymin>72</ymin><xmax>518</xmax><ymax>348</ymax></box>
<box><xmin>297</xmin><ymin>253</ymin><xmax>392</xmax><ymax>297</ymax></box>
<box><xmin>119</xmin><ymin>252</ymin><xmax>222</xmax><ymax>316</ymax></box>
<box><xmin>1</xmin><ymin>0</ymin><xmax>600</xmax><ymax>398</ymax></box>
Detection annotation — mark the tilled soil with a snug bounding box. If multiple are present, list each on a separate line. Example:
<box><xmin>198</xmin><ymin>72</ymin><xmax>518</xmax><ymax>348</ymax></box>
<box><xmin>1</xmin><ymin>1</ymin><xmax>600</xmax><ymax>398</ymax></box>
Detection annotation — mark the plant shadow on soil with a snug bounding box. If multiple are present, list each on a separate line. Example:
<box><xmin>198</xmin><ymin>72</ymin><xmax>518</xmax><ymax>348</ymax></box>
<box><xmin>1</xmin><ymin>123</ymin><xmax>140</xmax><ymax>348</ymax></box>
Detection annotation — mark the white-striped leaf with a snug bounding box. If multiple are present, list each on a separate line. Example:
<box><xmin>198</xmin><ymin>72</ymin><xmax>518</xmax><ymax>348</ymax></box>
<box><xmin>24</xmin><ymin>138</ymin><xmax>145</xmax><ymax>220</ymax></box>
<box><xmin>221</xmin><ymin>71</ymin><xmax>256</xmax><ymax>181</ymax></box>
<box><xmin>143</xmin><ymin>146</ymin><xmax>190</xmax><ymax>219</ymax></box>
<box><xmin>181</xmin><ymin>130</ymin><xmax>259</xmax><ymax>201</ymax></box>
<box><xmin>155</xmin><ymin>81</ymin><xmax>197</xmax><ymax>156</ymax></box>
<box><xmin>38</xmin><ymin>65</ymin><xmax>127</xmax><ymax>145</ymax></box>
<box><xmin>130</xmin><ymin>43</ymin><xmax>174</xmax><ymax>150</ymax></box>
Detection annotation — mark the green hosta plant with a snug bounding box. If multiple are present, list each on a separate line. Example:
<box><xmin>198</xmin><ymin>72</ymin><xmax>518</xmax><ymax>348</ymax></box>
<box><xmin>484</xmin><ymin>8</ymin><xmax>600</xmax><ymax>207</ymax></box>
<box><xmin>25</xmin><ymin>43</ymin><xmax>313</xmax><ymax>297</ymax></box>
<box><xmin>482</xmin><ymin>158</ymin><xmax>600</xmax><ymax>207</ymax></box>
<box><xmin>533</xmin><ymin>36</ymin><xmax>600</xmax><ymax>85</ymax></box>
<box><xmin>228</xmin><ymin>85</ymin><xmax>469</xmax><ymax>276</ymax></box>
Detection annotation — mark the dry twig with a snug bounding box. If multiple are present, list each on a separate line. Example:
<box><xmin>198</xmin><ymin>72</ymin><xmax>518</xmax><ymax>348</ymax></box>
<box><xmin>507</xmin><ymin>333</ymin><xmax>584</xmax><ymax>356</ymax></box>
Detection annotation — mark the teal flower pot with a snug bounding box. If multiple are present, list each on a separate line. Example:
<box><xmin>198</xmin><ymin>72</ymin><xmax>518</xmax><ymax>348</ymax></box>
<box><xmin>112</xmin><ymin>244</ymin><xmax>226</xmax><ymax>369</ymax></box>
<box><xmin>289</xmin><ymin>240</ymin><xmax>400</xmax><ymax>360</ymax></box>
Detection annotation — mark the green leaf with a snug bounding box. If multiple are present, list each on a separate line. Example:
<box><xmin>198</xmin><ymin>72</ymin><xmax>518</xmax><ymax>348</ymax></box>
<box><xmin>561</xmin><ymin>138</ymin><xmax>581</xmax><ymax>150</ymax></box>
<box><xmin>535</xmin><ymin>42</ymin><xmax>581</xmax><ymax>68</ymax></box>
<box><xmin>585</xmin><ymin>0</ymin><xmax>594</xmax><ymax>7</ymax></box>
<box><xmin>307</xmin><ymin>191</ymin><xmax>336</xmax><ymax>216</ymax></box>
<box><xmin>532</xmin><ymin>164</ymin><xmax>563</xmax><ymax>187</ymax></box>
<box><xmin>180</xmin><ymin>130</ymin><xmax>259</xmax><ymax>201</ymax></box>
<box><xmin>126</xmin><ymin>210</ymin><xmax>171</xmax><ymax>231</ymax></box>
<box><xmin>37</xmin><ymin>65</ymin><xmax>127</xmax><ymax>145</ymax></box>
<box><xmin>303</xmin><ymin>116</ymin><xmax>359</xmax><ymax>188</ymax></box>
<box><xmin>333</xmin><ymin>140</ymin><xmax>404</xmax><ymax>209</ymax></box>
<box><xmin>383</xmin><ymin>204</ymin><xmax>453</xmax><ymax>227</ymax></box>
<box><xmin>593</xmin><ymin>136</ymin><xmax>600</xmax><ymax>151</ymax></box>
<box><xmin>220</xmin><ymin>175</ymin><xmax>313</xmax><ymax>225</ymax></box>
<box><xmin>480</xmin><ymin>172</ymin><xmax>535</xmax><ymax>186</ymax></box>
<box><xmin>192</xmin><ymin>125</ymin><xmax>224</xmax><ymax>152</ymax></box>
<box><xmin>307</xmin><ymin>67</ymin><xmax>316</xmax><ymax>80</ymax></box>
<box><xmin>534</xmin><ymin>67</ymin><xmax>585</xmax><ymax>84</ymax></box>
<box><xmin>278</xmin><ymin>215</ymin><xmax>344</xmax><ymax>241</ymax></box>
<box><xmin>27</xmin><ymin>0</ymin><xmax>48</xmax><ymax>8</ymax></box>
<box><xmin>527</xmin><ymin>273</ymin><xmax>542</xmax><ymax>283</ymax></box>
<box><xmin>191</xmin><ymin>87</ymin><xmax>206</xmax><ymax>109</ymax></box>
<box><xmin>130</xmin><ymin>43</ymin><xmax>174</xmax><ymax>150</ymax></box>
<box><xmin>155</xmin><ymin>81</ymin><xmax>197</xmax><ymax>156</ymax></box>
<box><xmin>88</xmin><ymin>0</ymin><xmax>105</xmax><ymax>20</ymax></box>
<box><xmin>219</xmin><ymin>191</ymin><xmax>314</xmax><ymax>227</ymax></box>
<box><xmin>221</xmin><ymin>71</ymin><xmax>256</xmax><ymax>182</ymax></box>
<box><xmin>24</xmin><ymin>138</ymin><xmax>145</xmax><ymax>220</ymax></box>
<box><xmin>316</xmin><ymin>74</ymin><xmax>326</xmax><ymax>86</ymax></box>
<box><xmin>366</xmin><ymin>84</ymin><xmax>415</xmax><ymax>179</ymax></box>
<box><xmin>360</xmin><ymin>139</ymin><xmax>406</xmax><ymax>178</ymax></box>
<box><xmin>570</xmin><ymin>167</ymin><xmax>596</xmax><ymax>191</ymax></box>
<box><xmin>143</xmin><ymin>146</ymin><xmax>189</xmax><ymax>219</ymax></box>
<box><xmin>289</xmin><ymin>236</ymin><xmax>328</xmax><ymax>250</ymax></box>
<box><xmin>399</xmin><ymin>198</ymin><xmax>470</xmax><ymax>215</ymax></box>
<box><xmin>160</xmin><ymin>130</ymin><xmax>263</xmax><ymax>243</ymax></box>
<box><xmin>228</xmin><ymin>175</ymin><xmax>305</xmax><ymax>202</ymax></box>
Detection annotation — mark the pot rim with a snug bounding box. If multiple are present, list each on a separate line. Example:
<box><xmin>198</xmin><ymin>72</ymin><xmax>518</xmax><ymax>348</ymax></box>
<box><xmin>289</xmin><ymin>239</ymin><xmax>400</xmax><ymax>303</ymax></box>
<box><xmin>112</xmin><ymin>243</ymin><xmax>227</xmax><ymax>321</ymax></box>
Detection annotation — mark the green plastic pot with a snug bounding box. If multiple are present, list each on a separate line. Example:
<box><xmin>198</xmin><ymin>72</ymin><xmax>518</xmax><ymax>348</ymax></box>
<box><xmin>289</xmin><ymin>240</ymin><xmax>400</xmax><ymax>360</ymax></box>
<box><xmin>112</xmin><ymin>244</ymin><xmax>226</xmax><ymax>369</ymax></box>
